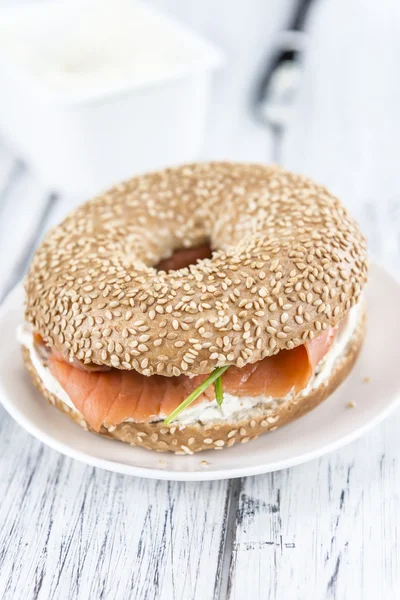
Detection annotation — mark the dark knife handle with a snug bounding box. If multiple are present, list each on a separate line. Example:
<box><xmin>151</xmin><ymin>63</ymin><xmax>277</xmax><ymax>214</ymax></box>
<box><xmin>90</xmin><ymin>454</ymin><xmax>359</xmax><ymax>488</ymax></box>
<box><xmin>251</xmin><ymin>0</ymin><xmax>316</xmax><ymax>126</ymax></box>
<box><xmin>289</xmin><ymin>0</ymin><xmax>315</xmax><ymax>31</ymax></box>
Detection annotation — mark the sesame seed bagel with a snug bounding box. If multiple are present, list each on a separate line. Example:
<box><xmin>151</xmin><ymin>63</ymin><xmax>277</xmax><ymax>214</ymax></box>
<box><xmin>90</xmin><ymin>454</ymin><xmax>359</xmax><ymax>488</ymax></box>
<box><xmin>24</xmin><ymin>162</ymin><xmax>368</xmax><ymax>377</ymax></box>
<box><xmin>21</xmin><ymin>307</ymin><xmax>365</xmax><ymax>454</ymax></box>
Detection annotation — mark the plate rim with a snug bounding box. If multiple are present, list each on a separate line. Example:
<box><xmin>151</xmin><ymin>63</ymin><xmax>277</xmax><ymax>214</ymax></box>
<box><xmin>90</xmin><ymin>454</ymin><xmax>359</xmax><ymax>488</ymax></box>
<box><xmin>2</xmin><ymin>384</ymin><xmax>400</xmax><ymax>481</ymax></box>
<box><xmin>1</xmin><ymin>262</ymin><xmax>400</xmax><ymax>481</ymax></box>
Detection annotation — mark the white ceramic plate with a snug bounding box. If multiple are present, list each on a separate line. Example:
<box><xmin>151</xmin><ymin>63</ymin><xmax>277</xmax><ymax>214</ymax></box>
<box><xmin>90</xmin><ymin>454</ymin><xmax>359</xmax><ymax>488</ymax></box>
<box><xmin>0</xmin><ymin>263</ymin><xmax>399</xmax><ymax>481</ymax></box>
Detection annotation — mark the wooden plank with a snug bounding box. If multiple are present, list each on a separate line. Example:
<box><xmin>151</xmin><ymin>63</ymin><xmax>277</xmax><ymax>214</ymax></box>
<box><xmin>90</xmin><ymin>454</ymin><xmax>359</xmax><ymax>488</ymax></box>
<box><xmin>0</xmin><ymin>413</ymin><xmax>233</xmax><ymax>600</ymax></box>
<box><xmin>0</xmin><ymin>166</ymin><xmax>23</xmax><ymax>219</ymax></box>
<box><xmin>0</xmin><ymin>142</ymin><xmax>20</xmax><ymax>208</ymax></box>
<box><xmin>0</xmin><ymin>164</ymin><xmax>57</xmax><ymax>302</ymax></box>
<box><xmin>228</xmin><ymin>417</ymin><xmax>400</xmax><ymax>600</ymax></box>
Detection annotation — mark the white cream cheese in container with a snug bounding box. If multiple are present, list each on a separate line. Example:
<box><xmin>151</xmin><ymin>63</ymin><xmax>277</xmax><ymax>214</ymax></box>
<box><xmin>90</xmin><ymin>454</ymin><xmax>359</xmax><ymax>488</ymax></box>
<box><xmin>0</xmin><ymin>0</ymin><xmax>223</xmax><ymax>196</ymax></box>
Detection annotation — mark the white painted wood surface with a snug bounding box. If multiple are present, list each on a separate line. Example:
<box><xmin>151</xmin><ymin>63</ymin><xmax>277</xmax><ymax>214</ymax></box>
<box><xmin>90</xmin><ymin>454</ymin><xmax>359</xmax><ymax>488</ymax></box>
<box><xmin>1</xmin><ymin>1</ymin><xmax>400</xmax><ymax>599</ymax></box>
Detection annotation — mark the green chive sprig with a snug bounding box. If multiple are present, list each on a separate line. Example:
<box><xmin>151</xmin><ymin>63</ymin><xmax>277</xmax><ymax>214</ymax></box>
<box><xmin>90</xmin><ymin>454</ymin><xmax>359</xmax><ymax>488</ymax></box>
<box><xmin>214</xmin><ymin>374</ymin><xmax>224</xmax><ymax>406</ymax></box>
<box><xmin>164</xmin><ymin>366</ymin><xmax>229</xmax><ymax>425</ymax></box>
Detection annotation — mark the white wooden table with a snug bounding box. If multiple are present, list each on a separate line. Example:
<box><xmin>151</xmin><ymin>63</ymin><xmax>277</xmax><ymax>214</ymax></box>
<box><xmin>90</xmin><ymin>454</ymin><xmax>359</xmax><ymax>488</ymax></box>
<box><xmin>1</xmin><ymin>1</ymin><xmax>400</xmax><ymax>598</ymax></box>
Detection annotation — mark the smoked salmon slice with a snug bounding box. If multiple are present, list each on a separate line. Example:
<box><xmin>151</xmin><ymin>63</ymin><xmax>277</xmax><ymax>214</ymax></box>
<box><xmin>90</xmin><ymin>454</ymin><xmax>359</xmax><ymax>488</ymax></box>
<box><xmin>49</xmin><ymin>359</ymin><xmax>121</xmax><ymax>431</ymax></box>
<box><xmin>224</xmin><ymin>345</ymin><xmax>310</xmax><ymax>398</ymax></box>
<box><xmin>224</xmin><ymin>328</ymin><xmax>335</xmax><ymax>398</ymax></box>
<box><xmin>133</xmin><ymin>375</ymin><xmax>163</xmax><ymax>423</ymax></box>
<box><xmin>103</xmin><ymin>370</ymin><xmax>142</xmax><ymax>426</ymax></box>
<box><xmin>47</xmin><ymin>327</ymin><xmax>336</xmax><ymax>431</ymax></box>
<box><xmin>305</xmin><ymin>327</ymin><xmax>336</xmax><ymax>372</ymax></box>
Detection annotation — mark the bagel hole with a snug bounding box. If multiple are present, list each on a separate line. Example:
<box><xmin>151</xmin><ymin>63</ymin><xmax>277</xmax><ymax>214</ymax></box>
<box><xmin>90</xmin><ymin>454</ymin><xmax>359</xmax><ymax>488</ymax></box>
<box><xmin>155</xmin><ymin>242</ymin><xmax>212</xmax><ymax>272</ymax></box>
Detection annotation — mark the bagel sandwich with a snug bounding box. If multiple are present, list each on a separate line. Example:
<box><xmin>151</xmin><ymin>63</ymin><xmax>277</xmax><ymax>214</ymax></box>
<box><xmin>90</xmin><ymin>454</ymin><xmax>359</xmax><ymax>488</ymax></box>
<box><xmin>19</xmin><ymin>163</ymin><xmax>368</xmax><ymax>454</ymax></box>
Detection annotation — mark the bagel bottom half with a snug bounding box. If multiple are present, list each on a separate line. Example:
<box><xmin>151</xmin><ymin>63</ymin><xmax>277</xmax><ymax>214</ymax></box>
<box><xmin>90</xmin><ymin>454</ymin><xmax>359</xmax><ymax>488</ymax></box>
<box><xmin>22</xmin><ymin>313</ymin><xmax>365</xmax><ymax>455</ymax></box>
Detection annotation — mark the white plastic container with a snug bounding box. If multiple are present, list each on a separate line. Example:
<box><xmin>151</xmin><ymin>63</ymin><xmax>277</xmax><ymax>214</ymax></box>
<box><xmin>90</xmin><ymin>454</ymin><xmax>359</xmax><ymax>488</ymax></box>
<box><xmin>0</xmin><ymin>0</ymin><xmax>223</xmax><ymax>197</ymax></box>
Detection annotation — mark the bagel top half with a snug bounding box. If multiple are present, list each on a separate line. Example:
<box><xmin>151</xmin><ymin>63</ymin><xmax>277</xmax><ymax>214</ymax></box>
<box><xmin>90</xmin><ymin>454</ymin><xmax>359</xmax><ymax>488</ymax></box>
<box><xmin>24</xmin><ymin>163</ymin><xmax>368</xmax><ymax>377</ymax></box>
